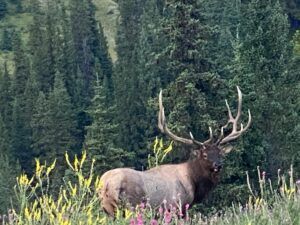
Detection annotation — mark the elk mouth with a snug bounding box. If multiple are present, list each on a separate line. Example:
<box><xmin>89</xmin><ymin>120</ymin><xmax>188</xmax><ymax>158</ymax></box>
<box><xmin>211</xmin><ymin>165</ymin><xmax>222</xmax><ymax>173</ymax></box>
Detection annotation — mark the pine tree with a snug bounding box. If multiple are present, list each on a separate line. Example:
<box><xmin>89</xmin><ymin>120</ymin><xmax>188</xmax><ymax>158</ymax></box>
<box><xmin>0</xmin><ymin>0</ymin><xmax>7</xmax><ymax>19</ymax></box>
<box><xmin>113</xmin><ymin>0</ymin><xmax>147</xmax><ymax>168</ymax></box>
<box><xmin>85</xmin><ymin>80</ymin><xmax>131</xmax><ymax>174</ymax></box>
<box><xmin>10</xmin><ymin>32</ymin><xmax>32</xmax><ymax>171</ymax></box>
<box><xmin>230</xmin><ymin>0</ymin><xmax>297</xmax><ymax>176</ymax></box>
<box><xmin>47</xmin><ymin>73</ymin><xmax>77</xmax><ymax>181</ymax></box>
<box><xmin>1</xmin><ymin>28</ymin><xmax>13</xmax><ymax>51</ymax></box>
<box><xmin>31</xmin><ymin>92</ymin><xmax>51</xmax><ymax>160</ymax></box>
<box><xmin>151</xmin><ymin>0</ymin><xmax>224</xmax><ymax>161</ymax></box>
<box><xmin>0</xmin><ymin>62</ymin><xmax>12</xmax><ymax>132</ymax></box>
<box><xmin>0</xmin><ymin>153</ymin><xmax>20</xmax><ymax>214</ymax></box>
<box><xmin>0</xmin><ymin>115</ymin><xmax>9</xmax><ymax>156</ymax></box>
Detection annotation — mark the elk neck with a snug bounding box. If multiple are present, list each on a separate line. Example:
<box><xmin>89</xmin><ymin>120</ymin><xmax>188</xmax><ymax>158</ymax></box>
<box><xmin>186</xmin><ymin>158</ymin><xmax>219</xmax><ymax>202</ymax></box>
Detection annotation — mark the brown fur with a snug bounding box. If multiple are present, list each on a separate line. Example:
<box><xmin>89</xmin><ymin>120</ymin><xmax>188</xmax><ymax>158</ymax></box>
<box><xmin>99</xmin><ymin>87</ymin><xmax>251</xmax><ymax>216</ymax></box>
<box><xmin>99</xmin><ymin>145</ymin><xmax>221</xmax><ymax>216</ymax></box>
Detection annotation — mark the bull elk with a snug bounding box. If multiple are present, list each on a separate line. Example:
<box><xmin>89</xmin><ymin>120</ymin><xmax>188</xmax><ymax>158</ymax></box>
<box><xmin>99</xmin><ymin>87</ymin><xmax>251</xmax><ymax>216</ymax></box>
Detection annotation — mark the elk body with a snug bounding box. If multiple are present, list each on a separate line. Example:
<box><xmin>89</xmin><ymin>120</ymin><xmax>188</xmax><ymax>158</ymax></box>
<box><xmin>99</xmin><ymin>87</ymin><xmax>251</xmax><ymax>216</ymax></box>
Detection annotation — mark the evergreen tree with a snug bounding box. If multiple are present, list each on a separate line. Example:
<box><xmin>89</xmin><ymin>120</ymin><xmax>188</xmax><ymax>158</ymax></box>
<box><xmin>0</xmin><ymin>0</ymin><xmax>7</xmax><ymax>19</ymax></box>
<box><xmin>11</xmin><ymin>31</ymin><xmax>30</xmax><ymax>97</ymax></box>
<box><xmin>1</xmin><ymin>28</ymin><xmax>13</xmax><ymax>51</ymax></box>
<box><xmin>114</xmin><ymin>0</ymin><xmax>147</xmax><ymax>168</ymax></box>
<box><xmin>31</xmin><ymin>92</ymin><xmax>51</xmax><ymax>160</ymax></box>
<box><xmin>10</xmin><ymin>32</ymin><xmax>32</xmax><ymax>171</ymax></box>
<box><xmin>28</xmin><ymin>0</ymin><xmax>55</xmax><ymax>93</ymax></box>
<box><xmin>230</xmin><ymin>0</ymin><xmax>298</xmax><ymax>176</ymax></box>
<box><xmin>0</xmin><ymin>115</ymin><xmax>9</xmax><ymax>156</ymax></box>
<box><xmin>152</xmin><ymin>0</ymin><xmax>224</xmax><ymax>160</ymax></box>
<box><xmin>0</xmin><ymin>153</ymin><xmax>20</xmax><ymax>214</ymax></box>
<box><xmin>31</xmin><ymin>74</ymin><xmax>77</xmax><ymax>183</ymax></box>
<box><xmin>85</xmin><ymin>80</ymin><xmax>131</xmax><ymax>174</ymax></box>
<box><xmin>0</xmin><ymin>62</ymin><xmax>12</xmax><ymax>132</ymax></box>
<box><xmin>47</xmin><ymin>73</ymin><xmax>77</xmax><ymax>181</ymax></box>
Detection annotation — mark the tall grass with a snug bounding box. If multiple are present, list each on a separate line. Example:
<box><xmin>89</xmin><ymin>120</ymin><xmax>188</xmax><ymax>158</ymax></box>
<box><xmin>0</xmin><ymin>147</ymin><xmax>299</xmax><ymax>224</ymax></box>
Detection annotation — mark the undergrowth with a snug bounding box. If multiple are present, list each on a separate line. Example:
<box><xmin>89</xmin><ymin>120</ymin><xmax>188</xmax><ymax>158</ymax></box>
<box><xmin>0</xmin><ymin>141</ymin><xmax>299</xmax><ymax>224</ymax></box>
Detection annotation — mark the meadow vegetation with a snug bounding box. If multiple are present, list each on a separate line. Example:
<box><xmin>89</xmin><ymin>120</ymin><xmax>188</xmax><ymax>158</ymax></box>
<box><xmin>0</xmin><ymin>144</ymin><xmax>299</xmax><ymax>225</ymax></box>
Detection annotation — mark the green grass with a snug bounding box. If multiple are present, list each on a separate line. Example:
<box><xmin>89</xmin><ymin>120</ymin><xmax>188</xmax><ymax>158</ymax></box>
<box><xmin>2</xmin><ymin>149</ymin><xmax>299</xmax><ymax>225</ymax></box>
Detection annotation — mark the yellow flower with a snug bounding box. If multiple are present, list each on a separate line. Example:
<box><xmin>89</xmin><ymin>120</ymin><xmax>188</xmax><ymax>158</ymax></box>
<box><xmin>153</xmin><ymin>137</ymin><xmax>159</xmax><ymax>153</ymax></box>
<box><xmin>98</xmin><ymin>216</ymin><xmax>107</xmax><ymax>225</ymax></box>
<box><xmin>46</xmin><ymin>159</ymin><xmax>56</xmax><ymax>176</ymax></box>
<box><xmin>24</xmin><ymin>207</ymin><xmax>31</xmax><ymax>221</ymax></box>
<box><xmin>65</xmin><ymin>152</ymin><xmax>75</xmax><ymax>171</ymax></box>
<box><xmin>35</xmin><ymin>158</ymin><xmax>41</xmax><ymax>176</ymax></box>
<box><xmin>80</xmin><ymin>150</ymin><xmax>87</xmax><ymax>168</ymax></box>
<box><xmin>18</xmin><ymin>173</ymin><xmax>34</xmax><ymax>186</ymax></box>
<box><xmin>125</xmin><ymin>208</ymin><xmax>133</xmax><ymax>220</ymax></box>
<box><xmin>68</xmin><ymin>181</ymin><xmax>77</xmax><ymax>197</ymax></box>
<box><xmin>74</xmin><ymin>155</ymin><xmax>79</xmax><ymax>172</ymax></box>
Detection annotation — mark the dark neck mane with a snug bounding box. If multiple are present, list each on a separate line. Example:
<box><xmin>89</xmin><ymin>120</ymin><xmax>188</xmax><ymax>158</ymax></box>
<box><xmin>187</xmin><ymin>159</ymin><xmax>219</xmax><ymax>203</ymax></box>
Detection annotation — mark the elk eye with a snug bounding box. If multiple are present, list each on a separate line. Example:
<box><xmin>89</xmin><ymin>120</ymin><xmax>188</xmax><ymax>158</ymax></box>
<box><xmin>203</xmin><ymin>153</ymin><xmax>208</xmax><ymax>159</ymax></box>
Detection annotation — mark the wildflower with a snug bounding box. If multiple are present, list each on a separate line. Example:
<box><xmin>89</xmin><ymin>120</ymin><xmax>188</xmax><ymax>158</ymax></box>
<box><xmin>185</xmin><ymin>204</ymin><xmax>190</xmax><ymax>211</ymax></box>
<box><xmin>125</xmin><ymin>208</ymin><xmax>133</xmax><ymax>220</ymax></box>
<box><xmin>140</xmin><ymin>202</ymin><xmax>145</xmax><ymax>209</ymax></box>
<box><xmin>159</xmin><ymin>207</ymin><xmax>163</xmax><ymax>215</ymax></box>
<box><xmin>164</xmin><ymin>210</ymin><xmax>172</xmax><ymax>224</ymax></box>
<box><xmin>46</xmin><ymin>159</ymin><xmax>56</xmax><ymax>176</ymax></box>
<box><xmin>130</xmin><ymin>218</ymin><xmax>136</xmax><ymax>225</ymax></box>
<box><xmin>150</xmin><ymin>219</ymin><xmax>158</xmax><ymax>225</ymax></box>
<box><xmin>136</xmin><ymin>213</ymin><xmax>144</xmax><ymax>225</ymax></box>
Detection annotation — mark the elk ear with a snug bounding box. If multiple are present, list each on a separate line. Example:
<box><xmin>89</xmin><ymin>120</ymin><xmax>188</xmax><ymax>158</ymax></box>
<box><xmin>221</xmin><ymin>145</ymin><xmax>233</xmax><ymax>154</ymax></box>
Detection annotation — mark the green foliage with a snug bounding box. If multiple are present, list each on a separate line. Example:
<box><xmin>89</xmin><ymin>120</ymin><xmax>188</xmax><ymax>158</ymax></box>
<box><xmin>7</xmin><ymin>153</ymin><xmax>300</xmax><ymax>224</ymax></box>
<box><xmin>85</xmin><ymin>81</ymin><xmax>131</xmax><ymax>174</ymax></box>
<box><xmin>0</xmin><ymin>0</ymin><xmax>7</xmax><ymax>19</ymax></box>
<box><xmin>230</xmin><ymin>0</ymin><xmax>298</xmax><ymax>176</ymax></box>
<box><xmin>0</xmin><ymin>154</ymin><xmax>20</xmax><ymax>214</ymax></box>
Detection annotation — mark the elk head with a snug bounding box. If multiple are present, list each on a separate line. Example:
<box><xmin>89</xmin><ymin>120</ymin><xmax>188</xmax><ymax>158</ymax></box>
<box><xmin>158</xmin><ymin>86</ymin><xmax>251</xmax><ymax>174</ymax></box>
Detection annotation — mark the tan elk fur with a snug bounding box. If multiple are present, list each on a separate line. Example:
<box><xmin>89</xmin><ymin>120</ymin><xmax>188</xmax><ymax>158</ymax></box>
<box><xmin>99</xmin><ymin>87</ymin><xmax>251</xmax><ymax>216</ymax></box>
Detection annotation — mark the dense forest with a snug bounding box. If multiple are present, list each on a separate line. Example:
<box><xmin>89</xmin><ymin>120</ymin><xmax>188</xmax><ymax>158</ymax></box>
<box><xmin>0</xmin><ymin>0</ymin><xmax>299</xmax><ymax>214</ymax></box>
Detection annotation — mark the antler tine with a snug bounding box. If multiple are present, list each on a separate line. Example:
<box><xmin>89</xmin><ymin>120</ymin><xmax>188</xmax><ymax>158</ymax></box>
<box><xmin>189</xmin><ymin>132</ymin><xmax>204</xmax><ymax>146</ymax></box>
<box><xmin>203</xmin><ymin>127</ymin><xmax>213</xmax><ymax>145</ymax></box>
<box><xmin>158</xmin><ymin>90</ymin><xmax>196</xmax><ymax>146</ymax></box>
<box><xmin>218</xmin><ymin>86</ymin><xmax>251</xmax><ymax>145</ymax></box>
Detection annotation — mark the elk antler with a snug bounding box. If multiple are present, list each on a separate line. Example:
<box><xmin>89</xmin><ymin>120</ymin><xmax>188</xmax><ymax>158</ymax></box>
<box><xmin>158</xmin><ymin>90</ymin><xmax>212</xmax><ymax>146</ymax></box>
<box><xmin>217</xmin><ymin>86</ymin><xmax>251</xmax><ymax>145</ymax></box>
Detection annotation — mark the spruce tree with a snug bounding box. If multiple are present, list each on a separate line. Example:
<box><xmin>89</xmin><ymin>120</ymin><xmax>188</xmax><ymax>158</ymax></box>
<box><xmin>0</xmin><ymin>0</ymin><xmax>7</xmax><ymax>19</ymax></box>
<box><xmin>85</xmin><ymin>80</ymin><xmax>131</xmax><ymax>174</ymax></box>
<box><xmin>0</xmin><ymin>153</ymin><xmax>20</xmax><ymax>214</ymax></box>
<box><xmin>47</xmin><ymin>73</ymin><xmax>77</xmax><ymax>180</ymax></box>
<box><xmin>114</xmin><ymin>0</ymin><xmax>147</xmax><ymax>168</ymax></box>
<box><xmin>10</xmin><ymin>32</ymin><xmax>32</xmax><ymax>171</ymax></box>
<box><xmin>230</xmin><ymin>0</ymin><xmax>297</xmax><ymax>176</ymax></box>
<box><xmin>0</xmin><ymin>62</ymin><xmax>12</xmax><ymax>132</ymax></box>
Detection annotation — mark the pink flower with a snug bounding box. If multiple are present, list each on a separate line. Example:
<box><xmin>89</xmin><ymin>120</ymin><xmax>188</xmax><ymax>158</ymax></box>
<box><xmin>130</xmin><ymin>218</ymin><xmax>136</xmax><ymax>225</ymax></box>
<box><xmin>185</xmin><ymin>204</ymin><xmax>190</xmax><ymax>210</ymax></box>
<box><xmin>164</xmin><ymin>210</ymin><xmax>172</xmax><ymax>224</ymax></box>
<box><xmin>136</xmin><ymin>213</ymin><xmax>143</xmax><ymax>225</ymax></box>
<box><xmin>150</xmin><ymin>219</ymin><xmax>158</xmax><ymax>225</ymax></box>
<box><xmin>159</xmin><ymin>207</ymin><xmax>163</xmax><ymax>215</ymax></box>
<box><xmin>140</xmin><ymin>202</ymin><xmax>145</xmax><ymax>209</ymax></box>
